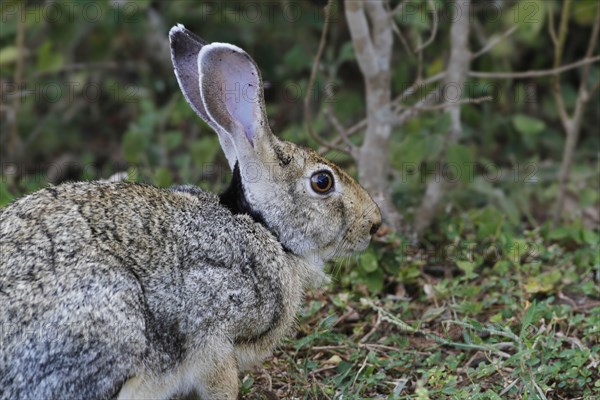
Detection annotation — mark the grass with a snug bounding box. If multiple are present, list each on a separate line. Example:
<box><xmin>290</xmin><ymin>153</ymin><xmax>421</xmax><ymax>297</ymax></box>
<box><xmin>240</xmin><ymin>221</ymin><xmax>600</xmax><ymax>399</ymax></box>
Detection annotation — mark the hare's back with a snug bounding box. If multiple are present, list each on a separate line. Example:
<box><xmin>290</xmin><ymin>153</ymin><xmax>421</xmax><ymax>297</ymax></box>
<box><xmin>1</xmin><ymin>182</ymin><xmax>208</xmax><ymax>272</ymax></box>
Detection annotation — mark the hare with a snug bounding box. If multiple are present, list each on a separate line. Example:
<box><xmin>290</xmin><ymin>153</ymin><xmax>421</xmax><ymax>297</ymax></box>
<box><xmin>0</xmin><ymin>25</ymin><xmax>381</xmax><ymax>400</ymax></box>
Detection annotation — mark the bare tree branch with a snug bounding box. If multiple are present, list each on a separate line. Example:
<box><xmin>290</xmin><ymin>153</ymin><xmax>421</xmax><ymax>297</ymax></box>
<box><xmin>393</xmin><ymin>87</ymin><xmax>441</xmax><ymax>127</ymax></box>
<box><xmin>346</xmin><ymin>0</ymin><xmax>404</xmax><ymax>231</ymax></box>
<box><xmin>304</xmin><ymin>0</ymin><xmax>350</xmax><ymax>155</ymax></box>
<box><xmin>471</xmin><ymin>26</ymin><xmax>518</xmax><ymax>59</ymax></box>
<box><xmin>396</xmin><ymin>96</ymin><xmax>492</xmax><ymax>117</ymax></box>
<box><xmin>395</xmin><ymin>72</ymin><xmax>447</xmax><ymax>104</ymax></box>
<box><xmin>549</xmin><ymin>9</ymin><xmax>568</xmax><ymax>162</ymax></box>
<box><xmin>384</xmin><ymin>1</ymin><xmax>414</xmax><ymax>56</ymax></box>
<box><xmin>416</xmin><ymin>35</ymin><xmax>424</xmax><ymax>81</ymax></box>
<box><xmin>390</xmin><ymin>15</ymin><xmax>415</xmax><ymax>56</ymax></box>
<box><xmin>320</xmin><ymin>69</ymin><xmax>448</xmax><ymax>154</ymax></box>
<box><xmin>554</xmin><ymin>0</ymin><xmax>572</xmax><ymax>68</ymax></box>
<box><xmin>323</xmin><ymin>105</ymin><xmax>357</xmax><ymax>157</ymax></box>
<box><xmin>414</xmin><ymin>0</ymin><xmax>439</xmax><ymax>53</ymax></box>
<box><xmin>547</xmin><ymin>5</ymin><xmax>559</xmax><ymax>47</ymax></box>
<box><xmin>391</xmin><ymin>0</ymin><xmax>409</xmax><ymax>18</ymax></box>
<box><xmin>553</xmin><ymin>0</ymin><xmax>600</xmax><ymax>224</ymax></box>
<box><xmin>345</xmin><ymin>1</ymin><xmax>379</xmax><ymax>78</ymax></box>
<box><xmin>468</xmin><ymin>56</ymin><xmax>600</xmax><ymax>79</ymax></box>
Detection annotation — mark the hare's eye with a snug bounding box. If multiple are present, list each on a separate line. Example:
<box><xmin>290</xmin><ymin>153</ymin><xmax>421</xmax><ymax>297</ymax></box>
<box><xmin>310</xmin><ymin>171</ymin><xmax>334</xmax><ymax>194</ymax></box>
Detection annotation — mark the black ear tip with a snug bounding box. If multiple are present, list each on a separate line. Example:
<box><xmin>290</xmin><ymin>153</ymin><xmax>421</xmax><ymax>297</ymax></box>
<box><xmin>169</xmin><ymin>24</ymin><xmax>186</xmax><ymax>42</ymax></box>
<box><xmin>169</xmin><ymin>24</ymin><xmax>207</xmax><ymax>48</ymax></box>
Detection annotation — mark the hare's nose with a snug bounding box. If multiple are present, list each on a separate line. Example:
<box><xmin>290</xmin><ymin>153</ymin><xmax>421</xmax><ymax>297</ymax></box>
<box><xmin>369</xmin><ymin>221</ymin><xmax>381</xmax><ymax>235</ymax></box>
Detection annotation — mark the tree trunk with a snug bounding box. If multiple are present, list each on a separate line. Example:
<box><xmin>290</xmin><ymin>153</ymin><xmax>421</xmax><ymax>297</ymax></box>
<box><xmin>345</xmin><ymin>0</ymin><xmax>404</xmax><ymax>231</ymax></box>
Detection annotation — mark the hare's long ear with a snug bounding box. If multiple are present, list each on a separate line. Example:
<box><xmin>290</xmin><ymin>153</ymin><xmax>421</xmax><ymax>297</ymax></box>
<box><xmin>198</xmin><ymin>43</ymin><xmax>271</xmax><ymax>163</ymax></box>
<box><xmin>169</xmin><ymin>24</ymin><xmax>237</xmax><ymax>170</ymax></box>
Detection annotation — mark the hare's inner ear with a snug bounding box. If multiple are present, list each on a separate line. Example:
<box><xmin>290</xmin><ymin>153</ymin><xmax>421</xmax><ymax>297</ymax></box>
<box><xmin>169</xmin><ymin>25</ymin><xmax>237</xmax><ymax>170</ymax></box>
<box><xmin>198</xmin><ymin>43</ymin><xmax>269</xmax><ymax>149</ymax></box>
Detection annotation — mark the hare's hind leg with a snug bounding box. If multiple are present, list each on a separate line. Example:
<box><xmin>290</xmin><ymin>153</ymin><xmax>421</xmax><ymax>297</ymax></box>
<box><xmin>190</xmin><ymin>339</ymin><xmax>239</xmax><ymax>400</ymax></box>
<box><xmin>118</xmin><ymin>336</ymin><xmax>238</xmax><ymax>400</ymax></box>
<box><xmin>1</xmin><ymin>267</ymin><xmax>150</xmax><ymax>399</ymax></box>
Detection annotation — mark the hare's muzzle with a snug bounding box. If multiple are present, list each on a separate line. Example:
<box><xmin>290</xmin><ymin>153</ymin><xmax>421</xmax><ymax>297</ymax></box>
<box><xmin>369</xmin><ymin>220</ymin><xmax>382</xmax><ymax>236</ymax></box>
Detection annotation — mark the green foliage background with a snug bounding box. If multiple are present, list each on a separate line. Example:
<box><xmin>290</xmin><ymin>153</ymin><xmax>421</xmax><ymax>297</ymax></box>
<box><xmin>1</xmin><ymin>1</ymin><xmax>598</xmax><ymax>398</ymax></box>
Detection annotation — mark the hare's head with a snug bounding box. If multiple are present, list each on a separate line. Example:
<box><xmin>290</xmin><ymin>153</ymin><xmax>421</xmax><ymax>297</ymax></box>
<box><xmin>170</xmin><ymin>25</ymin><xmax>381</xmax><ymax>266</ymax></box>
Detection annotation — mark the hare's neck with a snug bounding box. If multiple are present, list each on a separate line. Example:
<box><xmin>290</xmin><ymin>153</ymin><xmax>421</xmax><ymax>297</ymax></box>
<box><xmin>219</xmin><ymin>162</ymin><xmax>293</xmax><ymax>253</ymax></box>
<box><xmin>219</xmin><ymin>163</ymin><xmax>262</xmax><ymax>221</ymax></box>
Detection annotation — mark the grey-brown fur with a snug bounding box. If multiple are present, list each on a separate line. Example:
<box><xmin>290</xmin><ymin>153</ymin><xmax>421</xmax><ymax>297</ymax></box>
<box><xmin>0</xmin><ymin>25</ymin><xmax>381</xmax><ymax>400</ymax></box>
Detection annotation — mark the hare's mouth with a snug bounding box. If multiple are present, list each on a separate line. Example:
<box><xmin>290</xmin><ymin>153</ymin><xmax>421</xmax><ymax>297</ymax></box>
<box><xmin>327</xmin><ymin>235</ymin><xmax>372</xmax><ymax>259</ymax></box>
<box><xmin>354</xmin><ymin>237</ymin><xmax>372</xmax><ymax>253</ymax></box>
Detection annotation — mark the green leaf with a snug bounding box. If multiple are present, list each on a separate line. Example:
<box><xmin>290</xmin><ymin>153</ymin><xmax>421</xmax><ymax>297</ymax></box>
<box><xmin>475</xmin><ymin>207</ymin><xmax>504</xmax><ymax>239</ymax></box>
<box><xmin>336</xmin><ymin>42</ymin><xmax>355</xmax><ymax>65</ymax></box>
<box><xmin>398</xmin><ymin>263</ymin><xmax>421</xmax><ymax>283</ymax></box>
<box><xmin>548</xmin><ymin>226</ymin><xmax>580</xmax><ymax>243</ymax></box>
<box><xmin>396</xmin><ymin>2</ymin><xmax>430</xmax><ymax>31</ymax></box>
<box><xmin>506</xmin><ymin>238</ymin><xmax>531</xmax><ymax>263</ymax></box>
<box><xmin>283</xmin><ymin>44</ymin><xmax>311</xmax><ymax>73</ymax></box>
<box><xmin>37</xmin><ymin>41</ymin><xmax>64</xmax><ymax>73</ymax></box>
<box><xmin>332</xmin><ymin>90</ymin><xmax>363</xmax><ymax>121</ymax></box>
<box><xmin>190</xmin><ymin>136</ymin><xmax>220</xmax><ymax>168</ymax></box>
<box><xmin>426</xmin><ymin>57</ymin><xmax>445</xmax><ymax>76</ymax></box>
<box><xmin>0</xmin><ymin>46</ymin><xmax>18</xmax><ymax>65</ymax></box>
<box><xmin>435</xmin><ymin>112</ymin><xmax>452</xmax><ymax>133</ymax></box>
<box><xmin>512</xmin><ymin>114</ymin><xmax>546</xmax><ymax>135</ymax></box>
<box><xmin>493</xmin><ymin>260</ymin><xmax>511</xmax><ymax>275</ymax></box>
<box><xmin>496</xmin><ymin>194</ymin><xmax>521</xmax><ymax>226</ymax></box>
<box><xmin>525</xmin><ymin>270</ymin><xmax>562</xmax><ymax>294</ymax></box>
<box><xmin>359</xmin><ymin>250</ymin><xmax>378</xmax><ymax>273</ymax></box>
<box><xmin>572</xmin><ymin>0</ymin><xmax>599</xmax><ymax>25</ymax></box>
<box><xmin>489</xmin><ymin>313</ymin><xmax>503</xmax><ymax>324</ymax></box>
<box><xmin>164</xmin><ymin>131</ymin><xmax>183</xmax><ymax>150</ymax></box>
<box><xmin>456</xmin><ymin>260</ymin><xmax>477</xmax><ymax>277</ymax></box>
<box><xmin>446</xmin><ymin>144</ymin><xmax>476</xmax><ymax>183</ymax></box>
<box><xmin>390</xmin><ymin>134</ymin><xmax>428</xmax><ymax>168</ymax></box>
<box><xmin>127</xmin><ymin>167</ymin><xmax>139</xmax><ymax>182</ymax></box>
<box><xmin>581</xmin><ymin>229</ymin><xmax>599</xmax><ymax>245</ymax></box>
<box><xmin>0</xmin><ymin>181</ymin><xmax>15</xmax><ymax>207</ymax></box>
<box><xmin>154</xmin><ymin>167</ymin><xmax>172</xmax><ymax>188</ymax></box>
<box><xmin>122</xmin><ymin>130</ymin><xmax>148</xmax><ymax>164</ymax></box>
<box><xmin>240</xmin><ymin>375</ymin><xmax>254</xmax><ymax>392</ymax></box>
<box><xmin>336</xmin><ymin>360</ymin><xmax>353</xmax><ymax>375</ymax></box>
<box><xmin>520</xmin><ymin>301</ymin><xmax>539</xmax><ymax>338</ymax></box>
<box><xmin>506</xmin><ymin>0</ymin><xmax>546</xmax><ymax>43</ymax></box>
<box><xmin>363</xmin><ymin>269</ymin><xmax>385</xmax><ymax>293</ymax></box>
